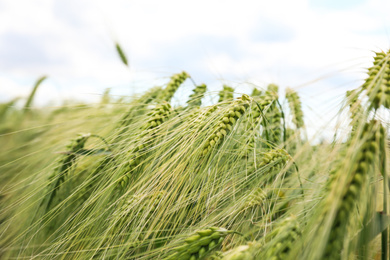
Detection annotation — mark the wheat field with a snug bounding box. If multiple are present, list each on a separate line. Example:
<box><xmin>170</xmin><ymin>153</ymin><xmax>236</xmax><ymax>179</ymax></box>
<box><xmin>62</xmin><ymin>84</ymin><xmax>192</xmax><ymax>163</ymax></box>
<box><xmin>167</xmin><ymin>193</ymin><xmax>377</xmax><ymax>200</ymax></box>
<box><xmin>1</xmin><ymin>49</ymin><xmax>390</xmax><ymax>259</ymax></box>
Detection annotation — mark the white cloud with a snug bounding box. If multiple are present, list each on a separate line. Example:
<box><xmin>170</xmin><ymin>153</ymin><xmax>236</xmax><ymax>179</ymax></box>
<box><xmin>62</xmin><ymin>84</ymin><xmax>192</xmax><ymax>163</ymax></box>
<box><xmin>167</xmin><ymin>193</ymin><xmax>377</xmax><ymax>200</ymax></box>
<box><xmin>0</xmin><ymin>0</ymin><xmax>389</xmax><ymax>114</ymax></box>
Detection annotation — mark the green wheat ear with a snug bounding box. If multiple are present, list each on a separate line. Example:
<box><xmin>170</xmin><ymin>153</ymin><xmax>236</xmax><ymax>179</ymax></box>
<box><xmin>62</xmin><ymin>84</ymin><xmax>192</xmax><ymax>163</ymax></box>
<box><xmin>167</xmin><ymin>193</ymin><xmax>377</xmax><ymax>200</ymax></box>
<box><xmin>187</xmin><ymin>83</ymin><xmax>207</xmax><ymax>107</ymax></box>
<box><xmin>23</xmin><ymin>76</ymin><xmax>47</xmax><ymax>114</ymax></box>
<box><xmin>115</xmin><ymin>42</ymin><xmax>129</xmax><ymax>66</ymax></box>
<box><xmin>164</xmin><ymin>227</ymin><xmax>233</xmax><ymax>260</ymax></box>
<box><xmin>222</xmin><ymin>215</ymin><xmax>300</xmax><ymax>260</ymax></box>
<box><xmin>158</xmin><ymin>71</ymin><xmax>190</xmax><ymax>102</ymax></box>
<box><xmin>117</xmin><ymin>86</ymin><xmax>163</xmax><ymax>128</ymax></box>
<box><xmin>251</xmin><ymin>88</ymin><xmax>262</xmax><ymax>97</ymax></box>
<box><xmin>261</xmin><ymin>215</ymin><xmax>301</xmax><ymax>260</ymax></box>
<box><xmin>218</xmin><ymin>85</ymin><xmax>235</xmax><ymax>103</ymax></box>
<box><xmin>345</xmin><ymin>89</ymin><xmax>364</xmax><ymax>131</ymax></box>
<box><xmin>41</xmin><ymin>133</ymin><xmax>91</xmax><ymax>212</ymax></box>
<box><xmin>362</xmin><ymin>50</ymin><xmax>390</xmax><ymax>109</ymax></box>
<box><xmin>285</xmin><ymin>88</ymin><xmax>304</xmax><ymax>129</ymax></box>
<box><xmin>221</xmin><ymin>243</ymin><xmax>259</xmax><ymax>260</ymax></box>
<box><xmin>201</xmin><ymin>94</ymin><xmax>252</xmax><ymax>157</ymax></box>
<box><xmin>259</xmin><ymin>84</ymin><xmax>282</xmax><ymax>145</ymax></box>
<box><xmin>297</xmin><ymin>119</ymin><xmax>384</xmax><ymax>260</ymax></box>
<box><xmin>119</xmin><ymin>102</ymin><xmax>172</xmax><ymax>189</ymax></box>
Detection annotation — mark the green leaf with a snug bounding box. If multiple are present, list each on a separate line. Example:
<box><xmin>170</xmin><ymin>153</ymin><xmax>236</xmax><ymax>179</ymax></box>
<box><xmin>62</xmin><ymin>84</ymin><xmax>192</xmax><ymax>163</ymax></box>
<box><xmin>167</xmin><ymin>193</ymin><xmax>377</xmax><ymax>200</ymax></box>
<box><xmin>360</xmin><ymin>212</ymin><xmax>390</xmax><ymax>243</ymax></box>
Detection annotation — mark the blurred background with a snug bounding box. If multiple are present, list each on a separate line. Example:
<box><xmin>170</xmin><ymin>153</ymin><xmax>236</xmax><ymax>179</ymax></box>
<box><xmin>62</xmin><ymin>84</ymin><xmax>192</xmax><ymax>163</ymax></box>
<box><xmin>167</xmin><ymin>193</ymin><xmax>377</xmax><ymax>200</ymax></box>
<box><xmin>0</xmin><ymin>0</ymin><xmax>389</xmax><ymax>112</ymax></box>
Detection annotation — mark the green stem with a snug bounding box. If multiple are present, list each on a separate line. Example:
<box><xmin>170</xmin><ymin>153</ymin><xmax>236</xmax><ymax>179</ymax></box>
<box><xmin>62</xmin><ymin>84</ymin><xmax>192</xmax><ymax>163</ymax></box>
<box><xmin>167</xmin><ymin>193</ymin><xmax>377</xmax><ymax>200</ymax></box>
<box><xmin>382</xmin><ymin>140</ymin><xmax>388</xmax><ymax>260</ymax></box>
<box><xmin>276</xmin><ymin>100</ymin><xmax>286</xmax><ymax>145</ymax></box>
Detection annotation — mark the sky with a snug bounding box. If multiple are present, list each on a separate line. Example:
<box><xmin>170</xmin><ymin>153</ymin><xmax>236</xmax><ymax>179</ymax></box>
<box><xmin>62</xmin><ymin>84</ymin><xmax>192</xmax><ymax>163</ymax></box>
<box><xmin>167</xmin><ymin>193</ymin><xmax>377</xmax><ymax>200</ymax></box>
<box><xmin>0</xmin><ymin>0</ymin><xmax>390</xmax><ymax>137</ymax></box>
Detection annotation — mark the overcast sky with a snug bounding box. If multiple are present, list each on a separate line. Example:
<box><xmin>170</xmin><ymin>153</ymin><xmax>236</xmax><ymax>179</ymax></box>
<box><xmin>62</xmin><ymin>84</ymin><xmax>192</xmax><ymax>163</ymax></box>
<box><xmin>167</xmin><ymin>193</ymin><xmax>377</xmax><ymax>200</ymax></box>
<box><xmin>0</xmin><ymin>0</ymin><xmax>390</xmax><ymax>124</ymax></box>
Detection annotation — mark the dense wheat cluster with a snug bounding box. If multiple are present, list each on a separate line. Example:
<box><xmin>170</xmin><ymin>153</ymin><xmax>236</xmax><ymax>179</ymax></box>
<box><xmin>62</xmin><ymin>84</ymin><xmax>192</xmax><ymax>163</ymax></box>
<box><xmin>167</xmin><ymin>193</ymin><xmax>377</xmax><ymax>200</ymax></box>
<box><xmin>1</xmin><ymin>51</ymin><xmax>390</xmax><ymax>259</ymax></box>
